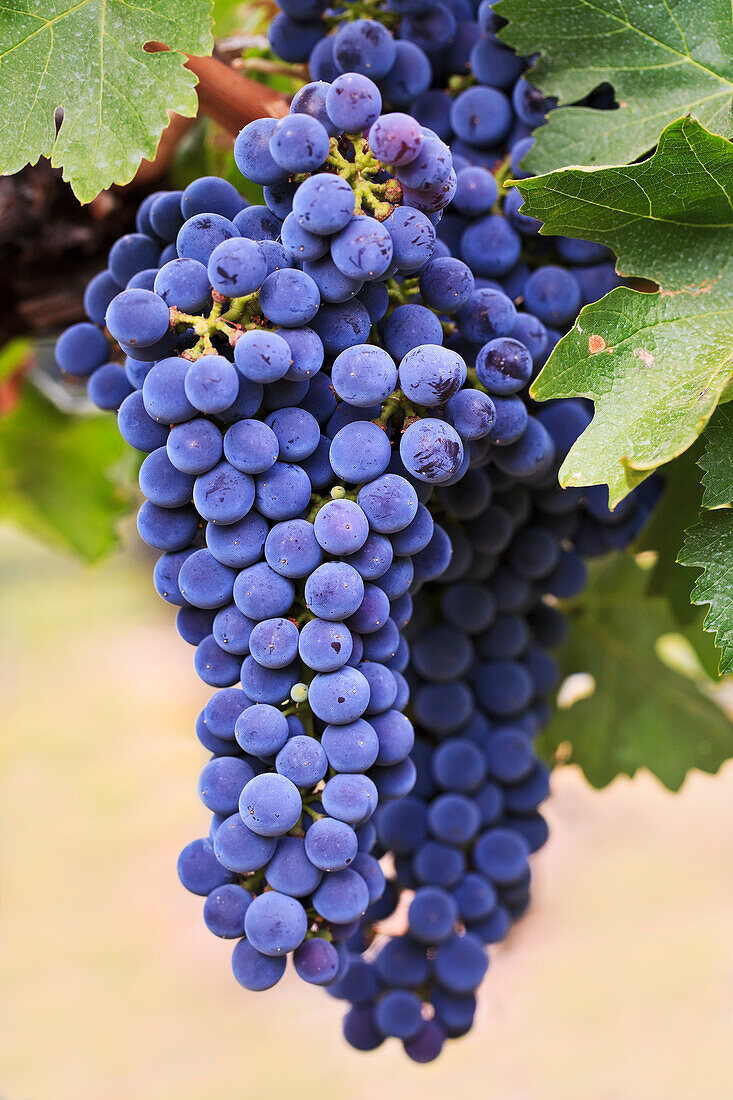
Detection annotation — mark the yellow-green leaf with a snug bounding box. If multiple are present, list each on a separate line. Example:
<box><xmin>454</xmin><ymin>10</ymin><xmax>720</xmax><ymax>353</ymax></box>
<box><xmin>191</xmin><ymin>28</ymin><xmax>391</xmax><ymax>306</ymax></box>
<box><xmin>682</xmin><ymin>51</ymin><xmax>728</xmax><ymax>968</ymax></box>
<box><xmin>0</xmin><ymin>0</ymin><xmax>213</xmax><ymax>203</ymax></box>
<box><xmin>530</xmin><ymin>286</ymin><xmax>733</xmax><ymax>506</ymax></box>
<box><xmin>678</xmin><ymin>510</ymin><xmax>733</xmax><ymax>674</ymax></box>
<box><xmin>0</xmin><ymin>382</ymin><xmax>127</xmax><ymax>561</ymax></box>
<box><xmin>538</xmin><ymin>556</ymin><xmax>733</xmax><ymax>789</ymax></box>
<box><xmin>496</xmin><ymin>0</ymin><xmax>733</xmax><ymax>172</ymax></box>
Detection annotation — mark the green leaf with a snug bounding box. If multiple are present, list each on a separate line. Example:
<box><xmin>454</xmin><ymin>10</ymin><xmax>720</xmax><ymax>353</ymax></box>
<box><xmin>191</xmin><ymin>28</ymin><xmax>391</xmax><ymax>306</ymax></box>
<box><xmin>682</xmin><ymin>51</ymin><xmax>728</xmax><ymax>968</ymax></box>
<box><xmin>496</xmin><ymin>0</ymin><xmax>733</xmax><ymax>172</ymax></box>
<box><xmin>525</xmin><ymin>121</ymin><xmax>733</xmax><ymax>503</ymax></box>
<box><xmin>530</xmin><ymin>286</ymin><xmax>733</xmax><ymax>505</ymax></box>
<box><xmin>0</xmin><ymin>381</ymin><xmax>127</xmax><ymax>561</ymax></box>
<box><xmin>0</xmin><ymin>1</ymin><xmax>213</xmax><ymax>204</ymax></box>
<box><xmin>699</xmin><ymin>403</ymin><xmax>733</xmax><ymax>507</ymax></box>
<box><xmin>537</xmin><ymin>556</ymin><xmax>733</xmax><ymax>789</ymax></box>
<box><xmin>516</xmin><ymin>119</ymin><xmax>733</xmax><ymax>291</ymax></box>
<box><xmin>0</xmin><ymin>338</ymin><xmax>31</xmax><ymax>383</ymax></box>
<box><xmin>635</xmin><ymin>444</ymin><xmax>703</xmax><ymax>617</ymax></box>
<box><xmin>631</xmin><ymin>445</ymin><xmax>723</xmax><ymax>677</ymax></box>
<box><xmin>678</xmin><ymin>509</ymin><xmax>733</xmax><ymax>673</ymax></box>
<box><xmin>212</xmin><ymin>0</ymin><xmax>272</xmax><ymax>37</ymax></box>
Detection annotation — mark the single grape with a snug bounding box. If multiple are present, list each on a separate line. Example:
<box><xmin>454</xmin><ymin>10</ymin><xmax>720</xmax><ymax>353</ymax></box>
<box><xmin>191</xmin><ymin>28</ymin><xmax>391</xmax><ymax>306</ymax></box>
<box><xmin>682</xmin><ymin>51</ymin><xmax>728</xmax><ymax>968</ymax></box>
<box><xmin>177</xmin><ymin>213</ymin><xmax>239</xmax><ymax>265</ymax></box>
<box><xmin>331</xmin><ymin>216</ymin><xmax>394</xmax><ymax>282</ymax></box>
<box><xmin>312</xmin><ymin>867</ymin><xmax>370</xmax><ymax>923</ymax></box>
<box><xmin>330</xmin><ymin>422</ymin><xmax>391</xmax><ymax>484</ymax></box>
<box><xmin>207</xmin><ymin>237</ymin><xmax>267</xmax><ymax>297</ymax></box>
<box><xmin>333</xmin><ymin>18</ymin><xmax>396</xmax><ymax>79</ymax></box>
<box><xmin>293</xmin><ymin>938</ymin><xmax>340</xmax><ymax>985</ymax></box>
<box><xmin>325</xmin><ymin>73</ymin><xmax>382</xmax><ymax>133</ymax></box>
<box><xmin>223</xmin><ymin>419</ymin><xmax>279</xmax><ymax>475</ymax></box>
<box><xmin>231</xmin><ymin>939</ymin><xmax>286</xmax><ymax>991</ymax></box>
<box><xmin>234</xmin><ymin>118</ymin><xmax>289</xmax><ymax>185</ymax></box>
<box><xmin>383</xmin><ymin>206</ymin><xmax>436</xmax><ymax>273</ymax></box>
<box><xmin>305</xmin><ymin>816</ymin><xmax>359</xmax><ymax>871</ymax></box>
<box><xmin>270</xmin><ymin>113</ymin><xmax>330</xmax><ymax>174</ymax></box>
<box><xmin>105</xmin><ymin>290</ymin><xmax>170</xmax><ymax>350</ymax></box>
<box><xmin>184</xmin><ymin>355</ymin><xmax>240</xmax><ymax>415</ymax></box>
<box><xmin>239</xmin><ymin>773</ymin><xmax>302</xmax><ymax>838</ymax></box>
<box><xmin>244</xmin><ymin>890</ymin><xmax>308</xmax><ymax>955</ymax></box>
<box><xmin>177</xmin><ymin>837</ymin><xmax>232</xmax><ymax>896</ymax></box>
<box><xmin>275</xmin><ymin>735</ymin><xmax>329</xmax><ymax>787</ymax></box>
<box><xmin>193</xmin><ymin>461</ymin><xmax>255</xmax><ymax>525</ymax></box>
<box><xmin>398</xmin><ymin>345</ymin><xmax>467</xmax><ymax>406</ymax></box>
<box><xmin>400</xmin><ymin>419</ymin><xmax>464</xmax><ymax>484</ymax></box>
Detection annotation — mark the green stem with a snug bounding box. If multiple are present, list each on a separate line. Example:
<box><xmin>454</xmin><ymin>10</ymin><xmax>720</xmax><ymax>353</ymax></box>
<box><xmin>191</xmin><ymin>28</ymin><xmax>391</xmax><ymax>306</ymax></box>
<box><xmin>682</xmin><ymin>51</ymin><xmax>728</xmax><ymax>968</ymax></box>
<box><xmin>448</xmin><ymin>73</ymin><xmax>477</xmax><ymax>97</ymax></box>
<box><xmin>375</xmin><ymin>391</ymin><xmax>405</xmax><ymax>427</ymax></box>
<box><xmin>222</xmin><ymin>291</ymin><xmax>260</xmax><ymax>323</ymax></box>
<box><xmin>327</xmin><ymin>0</ymin><xmax>400</xmax><ymax>29</ymax></box>
<box><xmin>302</xmin><ymin>803</ymin><xmax>324</xmax><ymax>823</ymax></box>
<box><xmin>466</xmin><ymin>366</ymin><xmax>489</xmax><ymax>394</ymax></box>
<box><xmin>307</xmin><ymin>927</ymin><xmax>334</xmax><ymax>942</ymax></box>
<box><xmin>386</xmin><ymin>275</ymin><xmax>421</xmax><ymax>311</ymax></box>
<box><xmin>327</xmin><ymin>135</ymin><xmax>400</xmax><ymax>221</ymax></box>
<box><xmin>492</xmin><ymin>153</ymin><xmax>514</xmax><ymax>211</ymax></box>
<box><xmin>299</xmin><ymin>707</ymin><xmax>316</xmax><ymax>740</ymax></box>
<box><xmin>242</xmin><ymin>868</ymin><xmax>266</xmax><ymax>894</ymax></box>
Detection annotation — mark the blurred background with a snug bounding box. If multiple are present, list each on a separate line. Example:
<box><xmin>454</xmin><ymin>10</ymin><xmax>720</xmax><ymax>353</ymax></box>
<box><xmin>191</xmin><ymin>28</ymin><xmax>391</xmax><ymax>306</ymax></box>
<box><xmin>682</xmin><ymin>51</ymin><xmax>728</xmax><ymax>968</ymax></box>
<box><xmin>2</xmin><ymin>523</ymin><xmax>733</xmax><ymax>1100</ymax></box>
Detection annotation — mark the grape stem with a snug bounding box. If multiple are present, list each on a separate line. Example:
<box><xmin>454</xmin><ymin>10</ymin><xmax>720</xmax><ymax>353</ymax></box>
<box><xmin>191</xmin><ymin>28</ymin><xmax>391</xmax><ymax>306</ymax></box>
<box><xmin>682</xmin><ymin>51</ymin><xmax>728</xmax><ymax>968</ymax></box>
<box><xmin>448</xmin><ymin>72</ymin><xmax>478</xmax><ymax>97</ymax></box>
<box><xmin>171</xmin><ymin>294</ymin><xmax>267</xmax><ymax>358</ymax></box>
<box><xmin>307</xmin><ymin>487</ymin><xmax>358</xmax><ymax>522</ymax></box>
<box><xmin>493</xmin><ymin>153</ymin><xmax>514</xmax><ymax>206</ymax></box>
<box><xmin>301</xmin><ymin>803</ymin><xmax>324</xmax><ymax>823</ymax></box>
<box><xmin>326</xmin><ymin>136</ymin><xmax>401</xmax><ymax>221</ymax></box>
<box><xmin>386</xmin><ymin>275</ymin><xmax>421</xmax><ymax>309</ymax></box>
<box><xmin>328</xmin><ymin>0</ymin><xmax>400</xmax><ymax>30</ymax></box>
<box><xmin>374</xmin><ymin>388</ymin><xmax>418</xmax><ymax>429</ymax></box>
<box><xmin>306</xmin><ymin>928</ymin><xmax>334</xmax><ymax>943</ymax></box>
<box><xmin>241</xmin><ymin>868</ymin><xmax>266</xmax><ymax>894</ymax></box>
<box><xmin>465</xmin><ymin>365</ymin><xmax>489</xmax><ymax>394</ymax></box>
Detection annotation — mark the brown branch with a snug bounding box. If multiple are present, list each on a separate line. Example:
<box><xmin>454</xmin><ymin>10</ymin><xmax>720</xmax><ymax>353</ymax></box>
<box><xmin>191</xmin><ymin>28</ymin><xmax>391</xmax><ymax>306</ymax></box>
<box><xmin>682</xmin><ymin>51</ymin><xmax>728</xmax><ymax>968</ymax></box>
<box><xmin>146</xmin><ymin>43</ymin><xmax>290</xmax><ymax>133</ymax></box>
<box><xmin>187</xmin><ymin>51</ymin><xmax>291</xmax><ymax>129</ymax></box>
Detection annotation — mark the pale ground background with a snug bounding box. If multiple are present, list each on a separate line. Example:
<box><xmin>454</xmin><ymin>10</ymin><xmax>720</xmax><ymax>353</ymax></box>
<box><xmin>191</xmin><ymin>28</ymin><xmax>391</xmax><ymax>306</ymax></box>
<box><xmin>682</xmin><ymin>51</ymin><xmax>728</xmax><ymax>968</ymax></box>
<box><xmin>2</xmin><ymin>527</ymin><xmax>732</xmax><ymax>1100</ymax></box>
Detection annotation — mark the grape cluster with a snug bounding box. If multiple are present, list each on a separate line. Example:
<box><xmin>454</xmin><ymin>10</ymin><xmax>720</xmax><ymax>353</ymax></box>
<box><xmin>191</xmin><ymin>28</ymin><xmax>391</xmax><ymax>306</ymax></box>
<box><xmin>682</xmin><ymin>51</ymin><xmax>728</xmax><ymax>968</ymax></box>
<box><xmin>51</xmin><ymin>0</ymin><xmax>662</xmax><ymax>1063</ymax></box>
<box><xmin>257</xmin><ymin>0</ymin><xmax>659</xmax><ymax>1060</ymax></box>
<box><xmin>53</xmin><ymin>68</ymin><xmax>537</xmax><ymax>994</ymax></box>
<box><xmin>324</xmin><ymin>402</ymin><xmax>657</xmax><ymax>1059</ymax></box>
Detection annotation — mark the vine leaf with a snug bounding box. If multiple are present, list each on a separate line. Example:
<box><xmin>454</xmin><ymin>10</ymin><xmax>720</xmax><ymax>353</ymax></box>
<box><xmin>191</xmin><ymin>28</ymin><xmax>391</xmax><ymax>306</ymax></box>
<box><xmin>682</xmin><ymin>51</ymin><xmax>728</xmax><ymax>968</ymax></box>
<box><xmin>516</xmin><ymin>119</ymin><xmax>733</xmax><ymax>291</ymax></box>
<box><xmin>523</xmin><ymin>119</ymin><xmax>733</xmax><ymax>504</ymax></box>
<box><xmin>699</xmin><ymin>403</ymin><xmax>733</xmax><ymax>507</ymax></box>
<box><xmin>0</xmin><ymin>382</ymin><xmax>127</xmax><ymax>561</ymax></box>
<box><xmin>530</xmin><ymin>286</ymin><xmax>733</xmax><ymax>505</ymax></box>
<box><xmin>678</xmin><ymin>510</ymin><xmax>733</xmax><ymax>673</ymax></box>
<box><xmin>635</xmin><ymin>444</ymin><xmax>706</xmax><ymax>624</ymax></box>
<box><xmin>0</xmin><ymin>0</ymin><xmax>213</xmax><ymax>204</ymax></box>
<box><xmin>631</xmin><ymin>444</ymin><xmax>723</xmax><ymax>679</ymax></box>
<box><xmin>496</xmin><ymin>0</ymin><xmax>733</xmax><ymax>172</ymax></box>
<box><xmin>538</xmin><ymin>556</ymin><xmax>733</xmax><ymax>790</ymax></box>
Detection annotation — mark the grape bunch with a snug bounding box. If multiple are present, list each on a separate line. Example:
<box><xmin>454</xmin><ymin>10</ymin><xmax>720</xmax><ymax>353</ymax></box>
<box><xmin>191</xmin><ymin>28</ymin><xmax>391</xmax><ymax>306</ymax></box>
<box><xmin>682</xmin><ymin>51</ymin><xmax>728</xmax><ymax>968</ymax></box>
<box><xmin>53</xmin><ymin>68</ymin><xmax>542</xmax><ymax>997</ymax></box>
<box><xmin>256</xmin><ymin>0</ymin><xmax>660</xmax><ymax>1060</ymax></box>
<box><xmin>325</xmin><ymin>399</ymin><xmax>658</xmax><ymax>1059</ymax></box>
<box><xmin>50</xmin><ymin>0</ymin><xmax>662</xmax><ymax>1062</ymax></box>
